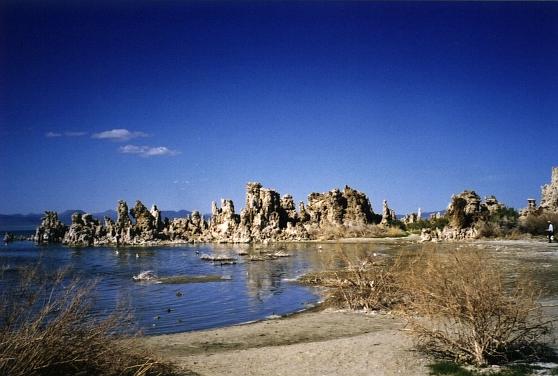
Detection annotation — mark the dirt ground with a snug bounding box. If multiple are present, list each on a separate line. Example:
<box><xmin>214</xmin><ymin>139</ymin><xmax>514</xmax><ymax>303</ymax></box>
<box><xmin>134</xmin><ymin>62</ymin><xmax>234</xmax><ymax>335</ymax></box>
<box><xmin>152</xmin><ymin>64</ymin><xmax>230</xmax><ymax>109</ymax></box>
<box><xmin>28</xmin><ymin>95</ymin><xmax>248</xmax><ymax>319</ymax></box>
<box><xmin>141</xmin><ymin>309</ymin><xmax>430</xmax><ymax>376</ymax></box>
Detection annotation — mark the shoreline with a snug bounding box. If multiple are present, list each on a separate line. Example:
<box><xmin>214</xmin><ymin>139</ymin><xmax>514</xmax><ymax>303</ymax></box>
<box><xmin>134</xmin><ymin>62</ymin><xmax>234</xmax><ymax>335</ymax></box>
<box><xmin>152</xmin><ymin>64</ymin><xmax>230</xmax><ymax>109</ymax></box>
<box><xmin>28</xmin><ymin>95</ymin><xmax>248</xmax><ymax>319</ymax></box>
<box><xmin>141</xmin><ymin>308</ymin><xmax>430</xmax><ymax>376</ymax></box>
<box><xmin>10</xmin><ymin>233</ymin><xmax>550</xmax><ymax>248</ymax></box>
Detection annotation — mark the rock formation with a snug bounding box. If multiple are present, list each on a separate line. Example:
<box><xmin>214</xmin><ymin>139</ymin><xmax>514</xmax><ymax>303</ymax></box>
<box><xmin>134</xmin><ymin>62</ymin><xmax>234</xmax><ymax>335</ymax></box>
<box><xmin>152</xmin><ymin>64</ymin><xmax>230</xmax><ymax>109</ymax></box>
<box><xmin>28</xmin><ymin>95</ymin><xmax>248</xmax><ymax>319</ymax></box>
<box><xmin>34</xmin><ymin>211</ymin><xmax>67</xmax><ymax>244</ymax></box>
<box><xmin>34</xmin><ymin>182</ymin><xmax>382</xmax><ymax>246</ymax></box>
<box><xmin>305</xmin><ymin>186</ymin><xmax>376</xmax><ymax>228</ymax></box>
<box><xmin>402</xmin><ymin>212</ymin><xmax>419</xmax><ymax>224</ymax></box>
<box><xmin>421</xmin><ymin>191</ymin><xmax>506</xmax><ymax>241</ymax></box>
<box><xmin>210</xmin><ymin>199</ymin><xmax>241</xmax><ymax>241</ymax></box>
<box><xmin>380</xmin><ymin>200</ymin><xmax>396</xmax><ymax>225</ymax></box>
<box><xmin>540</xmin><ymin>167</ymin><xmax>558</xmax><ymax>212</ymax></box>
<box><xmin>520</xmin><ymin>167</ymin><xmax>558</xmax><ymax>217</ymax></box>
<box><xmin>62</xmin><ymin>212</ymin><xmax>98</xmax><ymax>247</ymax></box>
<box><xmin>130</xmin><ymin>200</ymin><xmax>157</xmax><ymax>241</ymax></box>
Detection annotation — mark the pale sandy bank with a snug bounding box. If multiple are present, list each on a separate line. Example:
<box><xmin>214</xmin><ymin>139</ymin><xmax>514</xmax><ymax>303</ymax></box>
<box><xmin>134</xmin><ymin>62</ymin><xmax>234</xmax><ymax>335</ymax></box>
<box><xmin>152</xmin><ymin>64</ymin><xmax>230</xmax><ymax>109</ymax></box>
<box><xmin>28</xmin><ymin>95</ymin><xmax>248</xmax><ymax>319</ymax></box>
<box><xmin>141</xmin><ymin>309</ymin><xmax>430</xmax><ymax>376</ymax></box>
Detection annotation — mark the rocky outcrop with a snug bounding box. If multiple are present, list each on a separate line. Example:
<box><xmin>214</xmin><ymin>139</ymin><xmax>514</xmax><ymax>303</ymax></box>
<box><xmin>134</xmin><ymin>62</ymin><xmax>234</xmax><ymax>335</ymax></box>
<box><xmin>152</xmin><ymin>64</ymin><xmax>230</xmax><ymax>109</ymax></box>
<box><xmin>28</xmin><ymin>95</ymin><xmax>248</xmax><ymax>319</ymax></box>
<box><xmin>130</xmin><ymin>200</ymin><xmax>157</xmax><ymax>241</ymax></box>
<box><xmin>209</xmin><ymin>199</ymin><xmax>241</xmax><ymax>241</ymax></box>
<box><xmin>62</xmin><ymin>212</ymin><xmax>98</xmax><ymax>246</ymax></box>
<box><xmin>164</xmin><ymin>211</ymin><xmax>207</xmax><ymax>242</ymax></box>
<box><xmin>34</xmin><ymin>211</ymin><xmax>67</xmax><ymax>244</ymax></box>
<box><xmin>540</xmin><ymin>167</ymin><xmax>558</xmax><ymax>213</ymax></box>
<box><xmin>234</xmin><ymin>182</ymin><xmax>281</xmax><ymax>242</ymax></box>
<box><xmin>35</xmin><ymin>182</ymin><xmax>381</xmax><ymax>246</ymax></box>
<box><xmin>422</xmin><ymin>191</ymin><xmax>506</xmax><ymax>241</ymax></box>
<box><xmin>402</xmin><ymin>210</ymin><xmax>422</xmax><ymax>225</ymax></box>
<box><xmin>305</xmin><ymin>186</ymin><xmax>376</xmax><ymax>227</ymax></box>
<box><xmin>380</xmin><ymin>200</ymin><xmax>396</xmax><ymax>225</ymax></box>
<box><xmin>520</xmin><ymin>167</ymin><xmax>558</xmax><ymax>217</ymax></box>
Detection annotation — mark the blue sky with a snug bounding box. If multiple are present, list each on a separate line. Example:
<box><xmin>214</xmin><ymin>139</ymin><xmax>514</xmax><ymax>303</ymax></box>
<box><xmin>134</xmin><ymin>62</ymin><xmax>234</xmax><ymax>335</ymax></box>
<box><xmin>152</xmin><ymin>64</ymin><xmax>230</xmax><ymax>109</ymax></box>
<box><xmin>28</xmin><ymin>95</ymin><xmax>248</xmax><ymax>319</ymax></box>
<box><xmin>1</xmin><ymin>2</ymin><xmax>557</xmax><ymax>215</ymax></box>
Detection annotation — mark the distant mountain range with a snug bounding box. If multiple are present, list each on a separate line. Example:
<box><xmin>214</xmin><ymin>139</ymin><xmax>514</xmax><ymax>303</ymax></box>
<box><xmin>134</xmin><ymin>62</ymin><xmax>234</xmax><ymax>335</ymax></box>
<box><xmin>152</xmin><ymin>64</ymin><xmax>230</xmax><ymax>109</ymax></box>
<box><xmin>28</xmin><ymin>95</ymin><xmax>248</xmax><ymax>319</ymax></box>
<box><xmin>0</xmin><ymin>209</ymin><xmax>193</xmax><ymax>231</ymax></box>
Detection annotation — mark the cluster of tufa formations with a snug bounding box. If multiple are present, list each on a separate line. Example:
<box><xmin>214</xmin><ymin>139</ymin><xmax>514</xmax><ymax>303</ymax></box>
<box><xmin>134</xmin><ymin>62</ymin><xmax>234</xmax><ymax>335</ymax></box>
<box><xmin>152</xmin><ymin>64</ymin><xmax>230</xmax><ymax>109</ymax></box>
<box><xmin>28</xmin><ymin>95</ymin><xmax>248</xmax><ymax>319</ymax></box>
<box><xmin>519</xmin><ymin>167</ymin><xmax>558</xmax><ymax>217</ymax></box>
<box><xmin>32</xmin><ymin>167</ymin><xmax>558</xmax><ymax>246</ymax></box>
<box><xmin>35</xmin><ymin>183</ymin><xmax>383</xmax><ymax>246</ymax></box>
<box><xmin>419</xmin><ymin>191</ymin><xmax>505</xmax><ymax>241</ymax></box>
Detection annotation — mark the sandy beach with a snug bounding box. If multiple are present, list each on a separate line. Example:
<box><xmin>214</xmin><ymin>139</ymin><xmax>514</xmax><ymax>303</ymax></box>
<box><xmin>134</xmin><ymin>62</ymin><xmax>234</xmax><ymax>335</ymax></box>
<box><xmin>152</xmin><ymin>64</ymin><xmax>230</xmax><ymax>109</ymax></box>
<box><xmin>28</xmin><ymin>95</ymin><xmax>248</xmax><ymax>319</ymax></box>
<box><xmin>142</xmin><ymin>309</ymin><xmax>430</xmax><ymax>376</ymax></box>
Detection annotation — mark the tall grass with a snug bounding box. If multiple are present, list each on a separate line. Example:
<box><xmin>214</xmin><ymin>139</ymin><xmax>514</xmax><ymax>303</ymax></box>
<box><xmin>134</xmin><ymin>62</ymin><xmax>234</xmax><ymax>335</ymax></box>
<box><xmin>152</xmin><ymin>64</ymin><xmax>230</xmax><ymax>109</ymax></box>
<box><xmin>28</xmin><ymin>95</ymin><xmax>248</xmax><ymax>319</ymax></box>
<box><xmin>0</xmin><ymin>267</ymin><xmax>183</xmax><ymax>376</ymax></box>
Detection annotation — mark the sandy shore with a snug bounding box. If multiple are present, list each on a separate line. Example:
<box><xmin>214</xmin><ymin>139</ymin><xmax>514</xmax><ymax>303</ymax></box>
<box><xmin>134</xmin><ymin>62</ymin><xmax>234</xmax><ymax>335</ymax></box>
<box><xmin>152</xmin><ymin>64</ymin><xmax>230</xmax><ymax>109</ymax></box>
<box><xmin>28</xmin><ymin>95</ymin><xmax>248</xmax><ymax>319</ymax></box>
<box><xmin>142</xmin><ymin>309</ymin><xmax>430</xmax><ymax>376</ymax></box>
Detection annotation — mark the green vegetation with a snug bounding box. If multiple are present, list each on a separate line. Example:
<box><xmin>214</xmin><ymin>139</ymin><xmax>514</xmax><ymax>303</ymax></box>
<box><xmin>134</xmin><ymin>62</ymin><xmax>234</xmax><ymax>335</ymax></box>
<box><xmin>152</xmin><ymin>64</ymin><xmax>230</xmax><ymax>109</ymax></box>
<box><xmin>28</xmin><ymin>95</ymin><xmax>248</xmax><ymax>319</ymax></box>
<box><xmin>428</xmin><ymin>361</ymin><xmax>477</xmax><ymax>376</ymax></box>
<box><xmin>476</xmin><ymin>207</ymin><xmax>520</xmax><ymax>238</ymax></box>
<box><xmin>405</xmin><ymin>218</ymin><xmax>449</xmax><ymax>233</ymax></box>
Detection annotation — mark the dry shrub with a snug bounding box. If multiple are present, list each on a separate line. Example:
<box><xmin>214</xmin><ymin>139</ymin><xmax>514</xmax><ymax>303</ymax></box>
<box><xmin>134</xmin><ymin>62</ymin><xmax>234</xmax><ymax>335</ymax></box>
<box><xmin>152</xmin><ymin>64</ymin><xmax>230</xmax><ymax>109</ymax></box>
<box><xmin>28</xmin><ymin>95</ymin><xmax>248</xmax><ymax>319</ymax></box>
<box><xmin>399</xmin><ymin>249</ymin><xmax>553</xmax><ymax>366</ymax></box>
<box><xmin>0</xmin><ymin>267</ymin><xmax>183</xmax><ymax>376</ymax></box>
<box><xmin>300</xmin><ymin>252</ymin><xmax>403</xmax><ymax>310</ymax></box>
<box><xmin>307</xmin><ymin>224</ymin><xmax>407</xmax><ymax>240</ymax></box>
<box><xmin>519</xmin><ymin>213</ymin><xmax>558</xmax><ymax>236</ymax></box>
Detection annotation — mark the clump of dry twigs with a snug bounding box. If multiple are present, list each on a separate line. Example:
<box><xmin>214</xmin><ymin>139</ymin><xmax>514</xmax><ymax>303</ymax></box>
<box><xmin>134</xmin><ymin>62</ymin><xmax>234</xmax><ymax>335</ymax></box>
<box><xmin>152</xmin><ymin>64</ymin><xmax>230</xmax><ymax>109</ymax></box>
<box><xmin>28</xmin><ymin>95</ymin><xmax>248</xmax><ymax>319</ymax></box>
<box><xmin>300</xmin><ymin>252</ymin><xmax>403</xmax><ymax>310</ymax></box>
<box><xmin>306</xmin><ymin>224</ymin><xmax>407</xmax><ymax>241</ymax></box>
<box><xmin>398</xmin><ymin>249</ymin><xmax>553</xmax><ymax>366</ymax></box>
<box><xmin>0</xmin><ymin>267</ymin><xmax>182</xmax><ymax>376</ymax></box>
<box><xmin>300</xmin><ymin>247</ymin><xmax>555</xmax><ymax>367</ymax></box>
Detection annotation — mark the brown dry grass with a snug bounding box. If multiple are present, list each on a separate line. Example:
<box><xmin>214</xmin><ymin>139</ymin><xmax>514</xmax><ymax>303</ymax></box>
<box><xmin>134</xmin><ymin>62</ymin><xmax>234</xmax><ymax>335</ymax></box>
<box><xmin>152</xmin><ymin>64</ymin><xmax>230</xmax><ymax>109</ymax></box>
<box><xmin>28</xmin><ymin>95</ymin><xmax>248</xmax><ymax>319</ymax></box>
<box><xmin>307</xmin><ymin>224</ymin><xmax>407</xmax><ymax>241</ymax></box>
<box><xmin>0</xmin><ymin>267</ymin><xmax>186</xmax><ymax>376</ymax></box>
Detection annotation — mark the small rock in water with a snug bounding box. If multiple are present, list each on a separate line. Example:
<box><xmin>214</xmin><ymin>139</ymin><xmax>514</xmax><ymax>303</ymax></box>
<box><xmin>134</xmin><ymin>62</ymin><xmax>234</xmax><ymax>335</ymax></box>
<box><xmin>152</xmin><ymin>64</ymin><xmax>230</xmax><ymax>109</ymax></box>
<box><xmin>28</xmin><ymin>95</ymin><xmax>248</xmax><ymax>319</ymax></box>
<box><xmin>272</xmin><ymin>251</ymin><xmax>290</xmax><ymax>257</ymax></box>
<box><xmin>132</xmin><ymin>270</ymin><xmax>158</xmax><ymax>282</ymax></box>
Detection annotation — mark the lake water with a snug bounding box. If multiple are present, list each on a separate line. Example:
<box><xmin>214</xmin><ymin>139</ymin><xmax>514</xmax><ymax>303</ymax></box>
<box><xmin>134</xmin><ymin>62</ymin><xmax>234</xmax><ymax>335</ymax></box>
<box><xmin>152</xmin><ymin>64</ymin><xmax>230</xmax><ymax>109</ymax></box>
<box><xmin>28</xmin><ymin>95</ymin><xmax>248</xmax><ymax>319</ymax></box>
<box><xmin>2</xmin><ymin>238</ymin><xmax>558</xmax><ymax>336</ymax></box>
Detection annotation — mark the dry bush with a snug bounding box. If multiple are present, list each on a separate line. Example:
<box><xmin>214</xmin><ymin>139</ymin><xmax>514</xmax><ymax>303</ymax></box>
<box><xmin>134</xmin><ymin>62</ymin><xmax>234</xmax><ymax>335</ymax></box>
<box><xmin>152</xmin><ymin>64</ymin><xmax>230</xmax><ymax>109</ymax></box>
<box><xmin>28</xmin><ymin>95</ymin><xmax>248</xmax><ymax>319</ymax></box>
<box><xmin>0</xmin><ymin>267</ymin><xmax>183</xmax><ymax>376</ymax></box>
<box><xmin>519</xmin><ymin>213</ymin><xmax>558</xmax><ymax>236</ymax></box>
<box><xmin>308</xmin><ymin>224</ymin><xmax>407</xmax><ymax>240</ymax></box>
<box><xmin>399</xmin><ymin>249</ymin><xmax>553</xmax><ymax>366</ymax></box>
<box><xmin>300</xmin><ymin>252</ymin><xmax>403</xmax><ymax>310</ymax></box>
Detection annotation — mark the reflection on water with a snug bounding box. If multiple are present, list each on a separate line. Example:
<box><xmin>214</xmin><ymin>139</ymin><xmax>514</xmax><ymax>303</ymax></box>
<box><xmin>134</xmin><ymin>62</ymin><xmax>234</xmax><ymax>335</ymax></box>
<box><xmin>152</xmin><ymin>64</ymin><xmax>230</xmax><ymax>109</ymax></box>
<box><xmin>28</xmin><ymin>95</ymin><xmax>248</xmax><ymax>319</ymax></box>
<box><xmin>2</xmin><ymin>239</ymin><xmax>558</xmax><ymax>336</ymax></box>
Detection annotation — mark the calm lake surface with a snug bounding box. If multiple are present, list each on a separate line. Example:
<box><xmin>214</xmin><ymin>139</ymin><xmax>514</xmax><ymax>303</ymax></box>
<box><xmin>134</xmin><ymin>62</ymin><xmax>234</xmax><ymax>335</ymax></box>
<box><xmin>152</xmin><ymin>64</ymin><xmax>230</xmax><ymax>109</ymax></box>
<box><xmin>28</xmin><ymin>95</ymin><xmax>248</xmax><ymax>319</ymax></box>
<box><xmin>2</xmin><ymin>237</ymin><xmax>558</xmax><ymax>336</ymax></box>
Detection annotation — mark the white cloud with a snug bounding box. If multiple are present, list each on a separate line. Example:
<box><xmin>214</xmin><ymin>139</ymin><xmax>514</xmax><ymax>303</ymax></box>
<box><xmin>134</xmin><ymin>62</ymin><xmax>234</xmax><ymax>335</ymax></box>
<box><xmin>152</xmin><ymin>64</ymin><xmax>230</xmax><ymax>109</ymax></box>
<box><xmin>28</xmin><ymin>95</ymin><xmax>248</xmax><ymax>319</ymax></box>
<box><xmin>45</xmin><ymin>132</ymin><xmax>62</xmax><ymax>137</ymax></box>
<box><xmin>119</xmin><ymin>144</ymin><xmax>180</xmax><ymax>157</ymax></box>
<box><xmin>92</xmin><ymin>128</ymin><xmax>148</xmax><ymax>141</ymax></box>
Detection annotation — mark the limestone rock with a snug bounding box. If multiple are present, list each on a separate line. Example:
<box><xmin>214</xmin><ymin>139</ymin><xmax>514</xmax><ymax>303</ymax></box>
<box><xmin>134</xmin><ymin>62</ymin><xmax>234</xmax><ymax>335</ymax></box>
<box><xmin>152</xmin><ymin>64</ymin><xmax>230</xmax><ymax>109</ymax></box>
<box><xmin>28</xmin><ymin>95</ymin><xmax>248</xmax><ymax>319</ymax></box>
<box><xmin>151</xmin><ymin>205</ymin><xmax>163</xmax><ymax>231</ymax></box>
<box><xmin>63</xmin><ymin>212</ymin><xmax>97</xmax><ymax>247</ymax></box>
<box><xmin>426</xmin><ymin>191</ymin><xmax>506</xmax><ymax>241</ymax></box>
<box><xmin>130</xmin><ymin>200</ymin><xmax>157</xmax><ymax>241</ymax></box>
<box><xmin>209</xmin><ymin>199</ymin><xmax>240</xmax><ymax>240</ymax></box>
<box><xmin>305</xmin><ymin>186</ymin><xmax>376</xmax><ymax>227</ymax></box>
<box><xmin>446</xmin><ymin>191</ymin><xmax>482</xmax><ymax>229</ymax></box>
<box><xmin>381</xmin><ymin>200</ymin><xmax>396</xmax><ymax>225</ymax></box>
<box><xmin>34</xmin><ymin>211</ymin><xmax>67</xmax><ymax>244</ymax></box>
<box><xmin>35</xmin><ymin>182</ymin><xmax>379</xmax><ymax>245</ymax></box>
<box><xmin>540</xmin><ymin>167</ymin><xmax>558</xmax><ymax>213</ymax></box>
